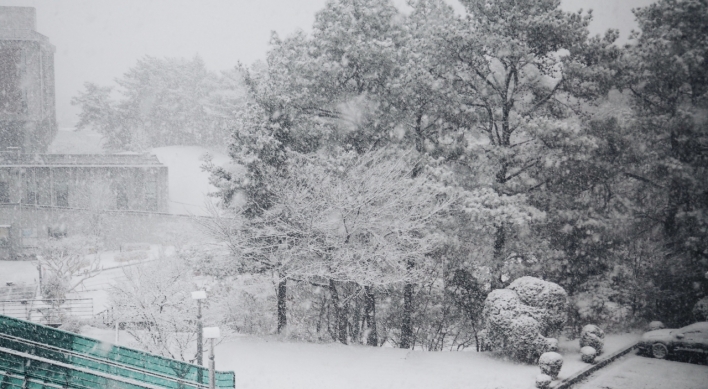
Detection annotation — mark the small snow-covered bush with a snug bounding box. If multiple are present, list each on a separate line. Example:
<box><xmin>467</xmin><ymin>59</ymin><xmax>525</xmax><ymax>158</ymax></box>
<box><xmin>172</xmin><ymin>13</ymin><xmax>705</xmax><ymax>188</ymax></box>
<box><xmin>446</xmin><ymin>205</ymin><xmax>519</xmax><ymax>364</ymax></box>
<box><xmin>58</xmin><ymin>316</ymin><xmax>84</xmax><ymax>334</ymax></box>
<box><xmin>648</xmin><ymin>321</ymin><xmax>665</xmax><ymax>331</ymax></box>
<box><xmin>482</xmin><ymin>276</ymin><xmax>568</xmax><ymax>363</ymax></box>
<box><xmin>692</xmin><ymin>297</ymin><xmax>708</xmax><ymax>322</ymax></box>
<box><xmin>580</xmin><ymin>324</ymin><xmax>605</xmax><ymax>354</ymax></box>
<box><xmin>581</xmin><ymin>346</ymin><xmax>597</xmax><ymax>363</ymax></box>
<box><xmin>535</xmin><ymin>374</ymin><xmax>552</xmax><ymax>389</ymax></box>
<box><xmin>538</xmin><ymin>352</ymin><xmax>563</xmax><ymax>379</ymax></box>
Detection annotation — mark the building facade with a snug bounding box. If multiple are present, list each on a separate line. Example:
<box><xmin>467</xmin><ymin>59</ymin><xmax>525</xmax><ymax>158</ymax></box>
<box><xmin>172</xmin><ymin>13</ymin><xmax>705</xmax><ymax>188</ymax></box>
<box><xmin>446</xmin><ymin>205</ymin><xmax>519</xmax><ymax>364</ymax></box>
<box><xmin>0</xmin><ymin>7</ymin><xmax>57</xmax><ymax>153</ymax></box>
<box><xmin>0</xmin><ymin>154</ymin><xmax>169</xmax><ymax>212</ymax></box>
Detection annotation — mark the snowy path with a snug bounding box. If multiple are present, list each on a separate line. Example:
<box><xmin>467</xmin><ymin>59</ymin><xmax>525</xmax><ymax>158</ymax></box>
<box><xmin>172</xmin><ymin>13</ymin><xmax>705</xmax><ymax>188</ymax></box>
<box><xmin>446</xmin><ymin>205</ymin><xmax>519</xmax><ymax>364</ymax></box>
<box><xmin>574</xmin><ymin>353</ymin><xmax>708</xmax><ymax>389</ymax></box>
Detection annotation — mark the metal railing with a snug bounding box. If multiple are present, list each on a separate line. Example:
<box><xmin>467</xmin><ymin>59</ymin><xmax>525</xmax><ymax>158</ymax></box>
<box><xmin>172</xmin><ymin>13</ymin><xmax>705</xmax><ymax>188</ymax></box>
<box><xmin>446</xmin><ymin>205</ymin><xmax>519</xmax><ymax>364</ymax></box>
<box><xmin>0</xmin><ymin>298</ymin><xmax>93</xmax><ymax>325</ymax></box>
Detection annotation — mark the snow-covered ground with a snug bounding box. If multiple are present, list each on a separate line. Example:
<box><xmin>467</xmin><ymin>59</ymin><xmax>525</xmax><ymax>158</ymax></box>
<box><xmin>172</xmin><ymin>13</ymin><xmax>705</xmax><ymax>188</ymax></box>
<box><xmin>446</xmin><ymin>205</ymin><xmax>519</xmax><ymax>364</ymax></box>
<box><xmin>555</xmin><ymin>332</ymin><xmax>642</xmax><ymax>381</ymax></box>
<box><xmin>80</xmin><ymin>323</ymin><xmax>641</xmax><ymax>389</ymax></box>
<box><xmin>69</xmin><ymin>244</ymin><xmax>171</xmax><ymax>314</ymax></box>
<box><xmin>575</xmin><ymin>353</ymin><xmax>708</xmax><ymax>389</ymax></box>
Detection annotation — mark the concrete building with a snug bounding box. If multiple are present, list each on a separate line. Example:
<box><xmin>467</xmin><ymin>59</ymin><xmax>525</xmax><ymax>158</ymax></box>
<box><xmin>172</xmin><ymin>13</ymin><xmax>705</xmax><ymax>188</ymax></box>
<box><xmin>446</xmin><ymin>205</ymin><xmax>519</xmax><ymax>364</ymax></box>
<box><xmin>0</xmin><ymin>7</ymin><xmax>57</xmax><ymax>153</ymax></box>
<box><xmin>0</xmin><ymin>7</ymin><xmax>171</xmax><ymax>260</ymax></box>
<box><xmin>0</xmin><ymin>153</ymin><xmax>169</xmax><ymax>212</ymax></box>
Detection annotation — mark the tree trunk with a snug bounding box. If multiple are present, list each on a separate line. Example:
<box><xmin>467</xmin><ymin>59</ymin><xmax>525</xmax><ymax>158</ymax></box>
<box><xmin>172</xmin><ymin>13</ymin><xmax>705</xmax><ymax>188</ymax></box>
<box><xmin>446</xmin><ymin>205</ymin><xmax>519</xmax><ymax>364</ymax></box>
<box><xmin>350</xmin><ymin>299</ymin><xmax>360</xmax><ymax>343</ymax></box>
<box><xmin>400</xmin><ymin>282</ymin><xmax>414</xmax><ymax>349</ymax></box>
<box><xmin>277</xmin><ymin>277</ymin><xmax>287</xmax><ymax>334</ymax></box>
<box><xmin>363</xmin><ymin>285</ymin><xmax>378</xmax><ymax>346</ymax></box>
<box><xmin>491</xmin><ymin>224</ymin><xmax>506</xmax><ymax>290</ymax></box>
<box><xmin>329</xmin><ymin>279</ymin><xmax>347</xmax><ymax>344</ymax></box>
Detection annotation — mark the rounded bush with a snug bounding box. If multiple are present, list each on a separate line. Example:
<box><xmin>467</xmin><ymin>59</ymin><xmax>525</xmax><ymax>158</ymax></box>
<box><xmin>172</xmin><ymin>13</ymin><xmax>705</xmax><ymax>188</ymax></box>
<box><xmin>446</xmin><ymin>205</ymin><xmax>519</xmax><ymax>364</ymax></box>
<box><xmin>580</xmin><ymin>324</ymin><xmax>605</xmax><ymax>354</ymax></box>
<box><xmin>581</xmin><ymin>346</ymin><xmax>596</xmax><ymax>363</ymax></box>
<box><xmin>535</xmin><ymin>374</ymin><xmax>552</xmax><ymax>389</ymax></box>
<box><xmin>693</xmin><ymin>297</ymin><xmax>708</xmax><ymax>322</ymax></box>
<box><xmin>482</xmin><ymin>277</ymin><xmax>568</xmax><ymax>363</ymax></box>
<box><xmin>538</xmin><ymin>352</ymin><xmax>563</xmax><ymax>379</ymax></box>
<box><xmin>648</xmin><ymin>321</ymin><xmax>666</xmax><ymax>331</ymax></box>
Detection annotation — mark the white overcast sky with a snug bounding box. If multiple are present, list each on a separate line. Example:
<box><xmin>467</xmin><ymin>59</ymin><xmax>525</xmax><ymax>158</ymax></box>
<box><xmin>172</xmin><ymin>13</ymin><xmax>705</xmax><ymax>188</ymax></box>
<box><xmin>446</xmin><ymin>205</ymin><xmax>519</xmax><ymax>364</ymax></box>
<box><xmin>0</xmin><ymin>0</ymin><xmax>656</xmax><ymax>127</ymax></box>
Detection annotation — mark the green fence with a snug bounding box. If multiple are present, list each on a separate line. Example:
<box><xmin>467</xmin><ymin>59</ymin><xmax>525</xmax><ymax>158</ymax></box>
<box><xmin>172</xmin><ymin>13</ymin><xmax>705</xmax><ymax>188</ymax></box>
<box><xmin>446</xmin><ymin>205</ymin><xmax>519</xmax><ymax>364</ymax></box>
<box><xmin>0</xmin><ymin>314</ymin><xmax>235</xmax><ymax>389</ymax></box>
<box><xmin>0</xmin><ymin>349</ymin><xmax>154</xmax><ymax>389</ymax></box>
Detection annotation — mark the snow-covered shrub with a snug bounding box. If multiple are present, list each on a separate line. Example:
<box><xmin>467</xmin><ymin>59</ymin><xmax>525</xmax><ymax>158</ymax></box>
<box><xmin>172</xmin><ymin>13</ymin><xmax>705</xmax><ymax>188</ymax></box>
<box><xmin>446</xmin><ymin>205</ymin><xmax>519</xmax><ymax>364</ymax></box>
<box><xmin>508</xmin><ymin>277</ymin><xmax>568</xmax><ymax>336</ymax></box>
<box><xmin>692</xmin><ymin>297</ymin><xmax>708</xmax><ymax>322</ymax></box>
<box><xmin>538</xmin><ymin>352</ymin><xmax>563</xmax><ymax>379</ymax></box>
<box><xmin>580</xmin><ymin>324</ymin><xmax>605</xmax><ymax>354</ymax></box>
<box><xmin>535</xmin><ymin>374</ymin><xmax>552</xmax><ymax>389</ymax></box>
<box><xmin>482</xmin><ymin>277</ymin><xmax>568</xmax><ymax>363</ymax></box>
<box><xmin>648</xmin><ymin>321</ymin><xmax>665</xmax><ymax>331</ymax></box>
<box><xmin>571</xmin><ymin>290</ymin><xmax>631</xmax><ymax>332</ymax></box>
<box><xmin>581</xmin><ymin>346</ymin><xmax>597</xmax><ymax>363</ymax></box>
<box><xmin>58</xmin><ymin>316</ymin><xmax>84</xmax><ymax>334</ymax></box>
<box><xmin>221</xmin><ymin>275</ymin><xmax>276</xmax><ymax>336</ymax></box>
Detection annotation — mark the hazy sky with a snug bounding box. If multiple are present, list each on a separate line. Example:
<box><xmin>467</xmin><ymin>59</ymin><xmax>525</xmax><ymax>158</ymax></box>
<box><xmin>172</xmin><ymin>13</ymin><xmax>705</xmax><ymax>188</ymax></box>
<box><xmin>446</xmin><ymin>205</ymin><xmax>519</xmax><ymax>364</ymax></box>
<box><xmin>0</xmin><ymin>0</ymin><xmax>656</xmax><ymax>127</ymax></box>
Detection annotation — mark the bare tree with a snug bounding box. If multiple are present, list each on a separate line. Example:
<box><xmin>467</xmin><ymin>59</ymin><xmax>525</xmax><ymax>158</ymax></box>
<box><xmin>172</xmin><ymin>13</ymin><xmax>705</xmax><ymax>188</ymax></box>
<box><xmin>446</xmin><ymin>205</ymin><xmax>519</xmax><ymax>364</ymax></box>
<box><xmin>36</xmin><ymin>235</ymin><xmax>103</xmax><ymax>300</ymax></box>
<box><xmin>109</xmin><ymin>256</ymin><xmax>213</xmax><ymax>362</ymax></box>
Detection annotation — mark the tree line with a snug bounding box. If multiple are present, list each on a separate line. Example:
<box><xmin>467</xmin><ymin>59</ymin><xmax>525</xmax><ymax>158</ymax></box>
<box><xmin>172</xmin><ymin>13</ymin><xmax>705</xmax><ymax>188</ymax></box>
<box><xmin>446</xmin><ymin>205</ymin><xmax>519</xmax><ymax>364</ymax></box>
<box><xmin>78</xmin><ymin>0</ymin><xmax>708</xmax><ymax>350</ymax></box>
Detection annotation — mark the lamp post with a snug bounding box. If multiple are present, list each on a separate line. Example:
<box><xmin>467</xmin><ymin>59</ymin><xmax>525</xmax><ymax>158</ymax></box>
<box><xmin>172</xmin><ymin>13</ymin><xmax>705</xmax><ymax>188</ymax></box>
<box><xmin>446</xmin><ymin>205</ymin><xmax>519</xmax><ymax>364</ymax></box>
<box><xmin>203</xmin><ymin>326</ymin><xmax>220</xmax><ymax>389</ymax></box>
<box><xmin>191</xmin><ymin>290</ymin><xmax>207</xmax><ymax>384</ymax></box>
<box><xmin>191</xmin><ymin>290</ymin><xmax>207</xmax><ymax>364</ymax></box>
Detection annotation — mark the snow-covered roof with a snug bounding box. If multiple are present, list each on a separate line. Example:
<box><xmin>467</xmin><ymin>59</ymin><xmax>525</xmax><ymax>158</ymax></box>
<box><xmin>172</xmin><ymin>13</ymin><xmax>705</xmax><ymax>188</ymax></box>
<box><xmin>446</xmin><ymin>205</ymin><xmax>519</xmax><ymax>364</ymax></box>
<box><xmin>0</xmin><ymin>153</ymin><xmax>166</xmax><ymax>168</ymax></box>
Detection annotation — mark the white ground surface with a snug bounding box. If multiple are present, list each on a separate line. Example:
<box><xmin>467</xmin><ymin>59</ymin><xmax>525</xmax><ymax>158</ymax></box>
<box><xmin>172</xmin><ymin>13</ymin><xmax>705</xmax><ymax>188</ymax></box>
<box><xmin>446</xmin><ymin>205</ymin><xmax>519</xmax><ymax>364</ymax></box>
<box><xmin>69</xmin><ymin>244</ymin><xmax>171</xmax><ymax>314</ymax></box>
<box><xmin>575</xmin><ymin>353</ymin><xmax>708</xmax><ymax>389</ymax></box>
<box><xmin>80</xmin><ymin>323</ymin><xmax>641</xmax><ymax>389</ymax></box>
<box><xmin>555</xmin><ymin>333</ymin><xmax>642</xmax><ymax>381</ymax></box>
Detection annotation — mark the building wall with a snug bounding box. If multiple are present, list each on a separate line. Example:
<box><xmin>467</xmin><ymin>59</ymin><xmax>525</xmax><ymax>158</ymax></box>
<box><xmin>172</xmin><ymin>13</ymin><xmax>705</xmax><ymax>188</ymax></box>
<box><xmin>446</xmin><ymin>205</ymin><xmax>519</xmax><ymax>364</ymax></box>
<box><xmin>0</xmin><ymin>165</ymin><xmax>168</xmax><ymax>213</ymax></box>
<box><xmin>0</xmin><ymin>204</ymin><xmax>202</xmax><ymax>259</ymax></box>
<box><xmin>0</xmin><ymin>7</ymin><xmax>57</xmax><ymax>153</ymax></box>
